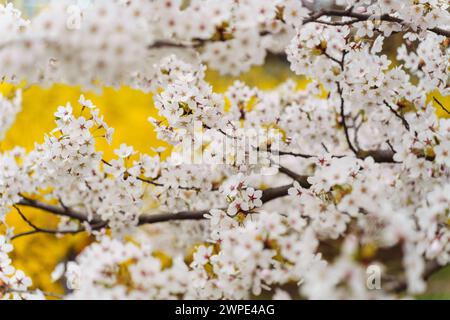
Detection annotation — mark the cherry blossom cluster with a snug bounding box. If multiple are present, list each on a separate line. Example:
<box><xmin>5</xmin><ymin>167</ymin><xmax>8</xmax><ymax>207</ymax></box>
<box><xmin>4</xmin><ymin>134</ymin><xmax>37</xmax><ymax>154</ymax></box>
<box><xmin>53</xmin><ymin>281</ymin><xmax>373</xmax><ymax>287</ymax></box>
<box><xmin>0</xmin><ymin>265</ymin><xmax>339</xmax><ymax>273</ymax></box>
<box><xmin>0</xmin><ymin>89</ymin><xmax>21</xmax><ymax>141</ymax></box>
<box><xmin>0</xmin><ymin>96</ymin><xmax>144</xmax><ymax>233</ymax></box>
<box><xmin>220</xmin><ymin>173</ymin><xmax>263</xmax><ymax>217</ymax></box>
<box><xmin>0</xmin><ymin>0</ymin><xmax>449</xmax><ymax>300</ymax></box>
<box><xmin>0</xmin><ymin>235</ymin><xmax>41</xmax><ymax>299</ymax></box>
<box><xmin>152</xmin><ymin>55</ymin><xmax>225</xmax><ymax>141</ymax></box>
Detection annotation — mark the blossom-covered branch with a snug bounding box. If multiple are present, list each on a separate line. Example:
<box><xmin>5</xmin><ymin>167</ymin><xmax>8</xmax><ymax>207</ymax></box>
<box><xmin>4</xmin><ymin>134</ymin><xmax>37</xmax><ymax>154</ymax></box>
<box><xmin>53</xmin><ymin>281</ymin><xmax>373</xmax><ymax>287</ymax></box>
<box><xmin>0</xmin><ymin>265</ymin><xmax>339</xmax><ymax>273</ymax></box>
<box><xmin>303</xmin><ymin>8</ymin><xmax>450</xmax><ymax>37</ymax></box>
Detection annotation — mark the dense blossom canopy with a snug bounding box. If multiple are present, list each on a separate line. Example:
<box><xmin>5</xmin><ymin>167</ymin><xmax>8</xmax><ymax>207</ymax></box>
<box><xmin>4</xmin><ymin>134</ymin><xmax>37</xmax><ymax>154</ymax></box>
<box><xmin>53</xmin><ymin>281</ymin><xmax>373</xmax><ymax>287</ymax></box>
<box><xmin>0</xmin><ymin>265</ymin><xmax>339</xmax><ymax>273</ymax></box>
<box><xmin>0</xmin><ymin>0</ymin><xmax>449</xmax><ymax>299</ymax></box>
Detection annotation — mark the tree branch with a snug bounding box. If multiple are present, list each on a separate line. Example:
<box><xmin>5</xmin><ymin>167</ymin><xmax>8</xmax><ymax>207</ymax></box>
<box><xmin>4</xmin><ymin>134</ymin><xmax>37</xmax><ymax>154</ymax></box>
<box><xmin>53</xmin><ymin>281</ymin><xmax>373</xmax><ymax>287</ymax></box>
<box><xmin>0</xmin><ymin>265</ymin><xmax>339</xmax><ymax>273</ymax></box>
<box><xmin>133</xmin><ymin>183</ymin><xmax>296</xmax><ymax>225</ymax></box>
<box><xmin>278</xmin><ymin>166</ymin><xmax>311</xmax><ymax>187</ymax></box>
<box><xmin>357</xmin><ymin>149</ymin><xmax>399</xmax><ymax>163</ymax></box>
<box><xmin>137</xmin><ymin>209</ymin><xmax>208</xmax><ymax>225</ymax></box>
<box><xmin>17</xmin><ymin>195</ymin><xmax>94</xmax><ymax>223</ymax></box>
<box><xmin>15</xmin><ymin>179</ymin><xmax>296</xmax><ymax>229</ymax></box>
<box><xmin>337</xmin><ymin>81</ymin><xmax>359</xmax><ymax>155</ymax></box>
<box><xmin>11</xmin><ymin>205</ymin><xmax>100</xmax><ymax>240</ymax></box>
<box><xmin>384</xmin><ymin>100</ymin><xmax>411</xmax><ymax>131</ymax></box>
<box><xmin>304</xmin><ymin>9</ymin><xmax>450</xmax><ymax>37</ymax></box>
<box><xmin>146</xmin><ymin>9</ymin><xmax>449</xmax><ymax>52</ymax></box>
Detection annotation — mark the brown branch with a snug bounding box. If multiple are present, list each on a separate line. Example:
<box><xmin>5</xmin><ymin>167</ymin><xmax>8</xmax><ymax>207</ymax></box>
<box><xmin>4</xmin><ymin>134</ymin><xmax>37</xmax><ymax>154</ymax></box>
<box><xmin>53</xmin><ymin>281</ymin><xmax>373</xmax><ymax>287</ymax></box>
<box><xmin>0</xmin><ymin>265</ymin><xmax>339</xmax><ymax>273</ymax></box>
<box><xmin>15</xmin><ymin>180</ymin><xmax>296</xmax><ymax>228</ymax></box>
<box><xmin>323</xmin><ymin>52</ymin><xmax>342</xmax><ymax>66</ymax></box>
<box><xmin>11</xmin><ymin>228</ymin><xmax>86</xmax><ymax>241</ymax></box>
<box><xmin>357</xmin><ymin>149</ymin><xmax>398</xmax><ymax>163</ymax></box>
<box><xmin>260</xmin><ymin>148</ymin><xmax>319</xmax><ymax>159</ymax></box>
<box><xmin>149</xmin><ymin>38</ymin><xmax>226</xmax><ymax>50</ymax></box>
<box><xmin>269</xmin><ymin>146</ymin><xmax>401</xmax><ymax>163</ymax></box>
<box><xmin>304</xmin><ymin>9</ymin><xmax>450</xmax><ymax>37</ymax></box>
<box><xmin>148</xmin><ymin>30</ymin><xmax>272</xmax><ymax>50</ymax></box>
<box><xmin>322</xmin><ymin>51</ymin><xmax>404</xmax><ymax>163</ymax></box>
<box><xmin>11</xmin><ymin>205</ymin><xmax>102</xmax><ymax>240</ymax></box>
<box><xmin>10</xmin><ymin>230</ymin><xmax>42</xmax><ymax>240</ymax></box>
<box><xmin>384</xmin><ymin>100</ymin><xmax>411</xmax><ymax>131</ymax></box>
<box><xmin>278</xmin><ymin>166</ymin><xmax>311</xmax><ymax>188</ymax></box>
<box><xmin>324</xmin><ymin>49</ymin><xmax>359</xmax><ymax>156</ymax></box>
<box><xmin>138</xmin><ymin>209</ymin><xmax>208</xmax><ymax>225</ymax></box>
<box><xmin>337</xmin><ymin>81</ymin><xmax>359</xmax><ymax>155</ymax></box>
<box><xmin>139</xmin><ymin>183</ymin><xmax>296</xmax><ymax>224</ymax></box>
<box><xmin>17</xmin><ymin>195</ymin><xmax>94</xmax><ymax>223</ymax></box>
<box><xmin>13</xmin><ymin>145</ymin><xmax>432</xmax><ymax>230</ymax></box>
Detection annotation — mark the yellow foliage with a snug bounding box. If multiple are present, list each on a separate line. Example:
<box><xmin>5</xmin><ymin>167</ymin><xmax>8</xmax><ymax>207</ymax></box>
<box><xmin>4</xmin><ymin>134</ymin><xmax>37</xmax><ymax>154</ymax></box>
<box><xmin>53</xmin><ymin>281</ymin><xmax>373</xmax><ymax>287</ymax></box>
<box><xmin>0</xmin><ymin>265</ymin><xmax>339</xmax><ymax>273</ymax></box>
<box><xmin>152</xmin><ymin>250</ymin><xmax>173</xmax><ymax>270</ymax></box>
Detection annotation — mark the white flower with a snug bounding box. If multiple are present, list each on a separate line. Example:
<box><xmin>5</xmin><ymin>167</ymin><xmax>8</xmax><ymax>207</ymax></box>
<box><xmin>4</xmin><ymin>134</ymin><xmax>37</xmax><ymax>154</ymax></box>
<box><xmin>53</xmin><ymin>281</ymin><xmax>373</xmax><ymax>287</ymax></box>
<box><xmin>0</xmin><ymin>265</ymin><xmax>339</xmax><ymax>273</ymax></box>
<box><xmin>114</xmin><ymin>143</ymin><xmax>135</xmax><ymax>158</ymax></box>
<box><xmin>260</xmin><ymin>211</ymin><xmax>286</xmax><ymax>237</ymax></box>
<box><xmin>66</xmin><ymin>262</ymin><xmax>81</xmax><ymax>290</ymax></box>
<box><xmin>0</xmin><ymin>90</ymin><xmax>22</xmax><ymax>141</ymax></box>
<box><xmin>105</xmin><ymin>127</ymin><xmax>114</xmax><ymax>145</ymax></box>
<box><xmin>434</xmin><ymin>141</ymin><xmax>450</xmax><ymax>167</ymax></box>
<box><xmin>0</xmin><ymin>254</ymin><xmax>14</xmax><ymax>276</ymax></box>
<box><xmin>51</xmin><ymin>263</ymin><xmax>65</xmax><ymax>282</ymax></box>
<box><xmin>288</xmin><ymin>181</ymin><xmax>305</xmax><ymax>197</ymax></box>
<box><xmin>151</xmin><ymin>147</ymin><xmax>166</xmax><ymax>153</ymax></box>
<box><xmin>244</xmin><ymin>187</ymin><xmax>262</xmax><ymax>209</ymax></box>
<box><xmin>140</xmin><ymin>154</ymin><xmax>160</xmax><ymax>179</ymax></box>
<box><xmin>0</xmin><ymin>236</ymin><xmax>13</xmax><ymax>254</ymax></box>
<box><xmin>10</xmin><ymin>270</ymin><xmax>32</xmax><ymax>291</ymax></box>
<box><xmin>227</xmin><ymin>198</ymin><xmax>249</xmax><ymax>216</ymax></box>
<box><xmin>104</xmin><ymin>158</ymin><xmax>126</xmax><ymax>177</ymax></box>
<box><xmin>55</xmin><ymin>103</ymin><xmax>73</xmax><ymax>122</ymax></box>
<box><xmin>192</xmin><ymin>245</ymin><xmax>213</xmax><ymax>267</ymax></box>
<box><xmin>220</xmin><ymin>173</ymin><xmax>246</xmax><ymax>197</ymax></box>
<box><xmin>283</xmin><ymin>0</ymin><xmax>310</xmax><ymax>28</ymax></box>
<box><xmin>78</xmin><ymin>95</ymin><xmax>95</xmax><ymax>109</ymax></box>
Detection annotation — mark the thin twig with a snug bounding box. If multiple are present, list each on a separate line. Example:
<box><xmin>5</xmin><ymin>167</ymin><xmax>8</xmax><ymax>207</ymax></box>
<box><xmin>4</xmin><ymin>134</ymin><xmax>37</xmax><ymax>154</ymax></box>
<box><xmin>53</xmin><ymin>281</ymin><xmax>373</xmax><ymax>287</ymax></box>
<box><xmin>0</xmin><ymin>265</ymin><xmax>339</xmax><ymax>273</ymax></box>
<box><xmin>323</xmin><ymin>52</ymin><xmax>342</xmax><ymax>66</ymax></box>
<box><xmin>433</xmin><ymin>97</ymin><xmax>450</xmax><ymax>116</ymax></box>
<box><xmin>11</xmin><ymin>205</ymin><xmax>93</xmax><ymax>240</ymax></box>
<box><xmin>101</xmin><ymin>159</ymin><xmax>203</xmax><ymax>191</ymax></box>
<box><xmin>18</xmin><ymin>195</ymin><xmax>95</xmax><ymax>222</ymax></box>
<box><xmin>337</xmin><ymin>82</ymin><xmax>358</xmax><ymax>155</ymax></box>
<box><xmin>384</xmin><ymin>100</ymin><xmax>410</xmax><ymax>131</ymax></box>
<box><xmin>303</xmin><ymin>9</ymin><xmax>449</xmax><ymax>37</ymax></box>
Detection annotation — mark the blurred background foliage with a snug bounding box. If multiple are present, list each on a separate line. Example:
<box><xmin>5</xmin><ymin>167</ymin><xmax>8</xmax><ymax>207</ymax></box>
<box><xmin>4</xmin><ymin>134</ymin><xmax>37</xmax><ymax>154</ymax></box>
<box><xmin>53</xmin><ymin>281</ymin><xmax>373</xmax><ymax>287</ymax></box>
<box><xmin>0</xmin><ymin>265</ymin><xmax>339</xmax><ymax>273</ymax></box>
<box><xmin>0</xmin><ymin>0</ymin><xmax>449</xmax><ymax>298</ymax></box>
